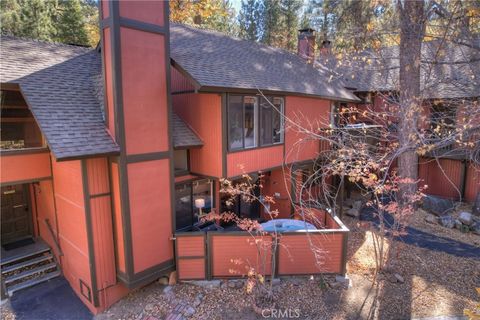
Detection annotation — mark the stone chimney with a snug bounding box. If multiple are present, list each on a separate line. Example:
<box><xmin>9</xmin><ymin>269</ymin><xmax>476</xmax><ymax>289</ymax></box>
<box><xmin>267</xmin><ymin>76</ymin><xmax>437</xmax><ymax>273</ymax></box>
<box><xmin>319</xmin><ymin>39</ymin><xmax>332</xmax><ymax>56</ymax></box>
<box><xmin>297</xmin><ymin>28</ymin><xmax>316</xmax><ymax>63</ymax></box>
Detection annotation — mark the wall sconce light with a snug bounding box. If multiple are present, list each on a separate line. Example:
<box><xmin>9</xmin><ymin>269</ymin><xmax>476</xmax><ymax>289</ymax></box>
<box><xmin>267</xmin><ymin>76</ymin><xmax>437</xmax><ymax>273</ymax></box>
<box><xmin>195</xmin><ymin>198</ymin><xmax>205</xmax><ymax>217</ymax></box>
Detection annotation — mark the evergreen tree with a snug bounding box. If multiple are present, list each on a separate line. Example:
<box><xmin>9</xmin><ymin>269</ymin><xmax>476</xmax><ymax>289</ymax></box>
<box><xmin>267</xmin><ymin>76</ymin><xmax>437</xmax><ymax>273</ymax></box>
<box><xmin>260</xmin><ymin>0</ymin><xmax>282</xmax><ymax>46</ymax></box>
<box><xmin>279</xmin><ymin>0</ymin><xmax>302</xmax><ymax>51</ymax></box>
<box><xmin>55</xmin><ymin>0</ymin><xmax>89</xmax><ymax>45</ymax></box>
<box><xmin>17</xmin><ymin>0</ymin><xmax>57</xmax><ymax>41</ymax></box>
<box><xmin>1</xmin><ymin>0</ymin><xmax>22</xmax><ymax>36</ymax></box>
<box><xmin>238</xmin><ymin>0</ymin><xmax>262</xmax><ymax>41</ymax></box>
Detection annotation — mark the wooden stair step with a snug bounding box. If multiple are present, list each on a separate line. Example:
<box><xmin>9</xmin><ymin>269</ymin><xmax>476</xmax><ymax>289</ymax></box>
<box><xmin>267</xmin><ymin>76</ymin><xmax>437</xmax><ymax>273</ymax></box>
<box><xmin>7</xmin><ymin>270</ymin><xmax>61</xmax><ymax>296</ymax></box>
<box><xmin>5</xmin><ymin>262</ymin><xmax>57</xmax><ymax>284</ymax></box>
<box><xmin>2</xmin><ymin>254</ymin><xmax>53</xmax><ymax>274</ymax></box>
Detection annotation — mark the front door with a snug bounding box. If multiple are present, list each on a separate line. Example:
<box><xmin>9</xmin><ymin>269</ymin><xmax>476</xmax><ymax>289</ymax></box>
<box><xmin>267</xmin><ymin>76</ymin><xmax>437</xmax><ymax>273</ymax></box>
<box><xmin>1</xmin><ymin>184</ymin><xmax>32</xmax><ymax>244</ymax></box>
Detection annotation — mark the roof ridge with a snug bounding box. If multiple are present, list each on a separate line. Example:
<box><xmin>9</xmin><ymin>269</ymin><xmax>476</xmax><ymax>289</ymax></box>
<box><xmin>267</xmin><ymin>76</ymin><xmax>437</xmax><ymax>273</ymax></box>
<box><xmin>0</xmin><ymin>33</ymin><xmax>92</xmax><ymax>50</ymax></box>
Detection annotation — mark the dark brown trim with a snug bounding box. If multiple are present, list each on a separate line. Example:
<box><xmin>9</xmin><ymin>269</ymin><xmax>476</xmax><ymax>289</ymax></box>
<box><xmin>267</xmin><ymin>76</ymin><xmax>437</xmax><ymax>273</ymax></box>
<box><xmin>89</xmin><ymin>192</ymin><xmax>111</xmax><ymax>199</ymax></box>
<box><xmin>221</xmin><ymin>93</ymin><xmax>228</xmax><ymax>178</ymax></box>
<box><xmin>228</xmin><ymin>142</ymin><xmax>285</xmax><ymax>154</ymax></box>
<box><xmin>79</xmin><ymin>279</ymin><xmax>92</xmax><ymax>303</ymax></box>
<box><xmin>0</xmin><ymin>147</ymin><xmax>49</xmax><ymax>156</ymax></box>
<box><xmin>81</xmin><ymin>159</ymin><xmax>99</xmax><ymax>307</ymax></box>
<box><xmin>1</xmin><ymin>176</ymin><xmax>51</xmax><ymax>187</ymax></box>
<box><xmin>177</xmin><ymin>255</ymin><xmax>205</xmax><ymax>260</ymax></box>
<box><xmin>171</xmin><ymin>90</ymin><xmax>196</xmax><ymax>95</ymax></box>
<box><xmin>200</xmin><ymin>86</ymin><xmax>360</xmax><ymax>103</ymax></box>
<box><xmin>460</xmin><ymin>159</ymin><xmax>468</xmax><ymax>201</ymax></box>
<box><xmin>119</xmin><ymin>17</ymin><xmax>167</xmax><ymax>35</ymax></box>
<box><xmin>48</xmin><ymin>154</ymin><xmax>61</xmax><ymax>255</ymax></box>
<box><xmin>126</xmin><ymin>151</ymin><xmax>170</xmax><ymax>163</ymax></box>
<box><xmin>341</xmin><ymin>232</ymin><xmax>348</xmax><ymax>275</ymax></box>
<box><xmin>98</xmin><ymin>2</ymin><xmax>111</xmax><ymax>137</ymax></box>
<box><xmin>55</xmin><ymin>151</ymin><xmax>120</xmax><ymax>162</ymax></box>
<box><xmin>0</xmin><ymin>83</ymin><xmax>20</xmax><ymax>91</ymax></box>
<box><xmin>121</xmin><ymin>259</ymin><xmax>176</xmax><ymax>289</ymax></box>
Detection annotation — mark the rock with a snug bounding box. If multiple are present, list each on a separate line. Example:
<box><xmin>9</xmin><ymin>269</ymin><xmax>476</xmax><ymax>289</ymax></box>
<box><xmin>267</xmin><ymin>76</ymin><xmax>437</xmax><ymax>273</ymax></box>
<box><xmin>269</xmin><ymin>278</ymin><xmax>281</xmax><ymax>286</ymax></box>
<box><xmin>422</xmin><ymin>195</ymin><xmax>455</xmax><ymax>216</ymax></box>
<box><xmin>425</xmin><ymin>214</ymin><xmax>437</xmax><ymax>224</ymax></box>
<box><xmin>235</xmin><ymin>280</ymin><xmax>244</xmax><ymax>289</ymax></box>
<box><xmin>335</xmin><ymin>275</ymin><xmax>352</xmax><ymax>288</ymax></box>
<box><xmin>346</xmin><ymin>208</ymin><xmax>360</xmax><ymax>218</ymax></box>
<box><xmin>455</xmin><ymin>219</ymin><xmax>463</xmax><ymax>230</ymax></box>
<box><xmin>144</xmin><ymin>304</ymin><xmax>155</xmax><ymax>311</ymax></box>
<box><xmin>458</xmin><ymin>211</ymin><xmax>473</xmax><ymax>225</ymax></box>
<box><xmin>439</xmin><ymin>215</ymin><xmax>455</xmax><ymax>228</ymax></box>
<box><xmin>352</xmin><ymin>200</ymin><xmax>364</xmax><ymax>210</ymax></box>
<box><xmin>163</xmin><ymin>286</ymin><xmax>173</xmax><ymax>294</ymax></box>
<box><xmin>227</xmin><ymin>280</ymin><xmax>236</xmax><ymax>289</ymax></box>
<box><xmin>394</xmin><ymin>273</ymin><xmax>404</xmax><ymax>283</ymax></box>
<box><xmin>158</xmin><ymin>276</ymin><xmax>169</xmax><ymax>285</ymax></box>
<box><xmin>183</xmin><ymin>306</ymin><xmax>195</xmax><ymax>318</ymax></box>
<box><xmin>187</xmin><ymin>280</ymin><xmax>221</xmax><ymax>289</ymax></box>
<box><xmin>168</xmin><ymin>271</ymin><xmax>177</xmax><ymax>285</ymax></box>
<box><xmin>193</xmin><ymin>299</ymin><xmax>201</xmax><ymax>307</ymax></box>
<box><xmin>471</xmin><ymin>222</ymin><xmax>480</xmax><ymax>235</ymax></box>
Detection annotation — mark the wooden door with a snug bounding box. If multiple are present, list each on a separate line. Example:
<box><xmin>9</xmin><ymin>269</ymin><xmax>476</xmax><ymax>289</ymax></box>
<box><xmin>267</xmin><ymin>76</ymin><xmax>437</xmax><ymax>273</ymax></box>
<box><xmin>1</xmin><ymin>184</ymin><xmax>32</xmax><ymax>244</ymax></box>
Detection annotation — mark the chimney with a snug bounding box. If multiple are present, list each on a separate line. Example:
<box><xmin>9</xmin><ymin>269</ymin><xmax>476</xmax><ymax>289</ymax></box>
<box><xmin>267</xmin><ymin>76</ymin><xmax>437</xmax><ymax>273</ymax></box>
<box><xmin>319</xmin><ymin>39</ymin><xmax>332</xmax><ymax>56</ymax></box>
<box><xmin>100</xmin><ymin>1</ymin><xmax>175</xmax><ymax>286</ymax></box>
<box><xmin>297</xmin><ymin>28</ymin><xmax>316</xmax><ymax>63</ymax></box>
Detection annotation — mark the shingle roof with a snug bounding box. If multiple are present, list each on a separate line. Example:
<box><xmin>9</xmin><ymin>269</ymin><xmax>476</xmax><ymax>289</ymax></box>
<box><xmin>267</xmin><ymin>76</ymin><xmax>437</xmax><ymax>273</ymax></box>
<box><xmin>0</xmin><ymin>36</ymin><xmax>119</xmax><ymax>160</ymax></box>
<box><xmin>170</xmin><ymin>23</ymin><xmax>359</xmax><ymax>102</ymax></box>
<box><xmin>172</xmin><ymin>113</ymin><xmax>203</xmax><ymax>149</ymax></box>
<box><xmin>331</xmin><ymin>39</ymin><xmax>480</xmax><ymax>99</ymax></box>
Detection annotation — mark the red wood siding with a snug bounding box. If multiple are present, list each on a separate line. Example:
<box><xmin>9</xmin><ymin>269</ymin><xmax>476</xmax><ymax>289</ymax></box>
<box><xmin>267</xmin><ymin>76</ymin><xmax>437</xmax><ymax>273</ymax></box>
<box><xmin>31</xmin><ymin>180</ymin><xmax>58</xmax><ymax>256</ymax></box>
<box><xmin>176</xmin><ymin>235</ymin><xmax>206</xmax><ymax>280</ymax></box>
<box><xmin>285</xmin><ymin>96</ymin><xmax>331</xmax><ymax>164</ymax></box>
<box><xmin>227</xmin><ymin>145</ymin><xmax>283</xmax><ymax>177</ymax></box>
<box><xmin>211</xmin><ymin>234</ymin><xmax>272</xmax><ymax>277</ymax></box>
<box><xmin>110</xmin><ymin>162</ymin><xmax>126</xmax><ymax>273</ymax></box>
<box><xmin>85</xmin><ymin>158</ymin><xmax>116</xmax><ymax>290</ymax></box>
<box><xmin>103</xmin><ymin>27</ymin><xmax>115</xmax><ymax>139</ymax></box>
<box><xmin>173</xmin><ymin>93</ymin><xmax>223</xmax><ymax>177</ymax></box>
<box><xmin>119</xmin><ymin>1</ymin><xmax>164</xmax><ymax>26</ymax></box>
<box><xmin>120</xmin><ymin>27</ymin><xmax>169</xmax><ymax>155</ymax></box>
<box><xmin>1</xmin><ymin>151</ymin><xmax>51</xmax><ymax>184</ymax></box>
<box><xmin>171</xmin><ymin>67</ymin><xmax>195</xmax><ymax>93</ymax></box>
<box><xmin>127</xmin><ymin>159</ymin><xmax>173</xmax><ymax>273</ymax></box>
<box><xmin>278</xmin><ymin>233</ymin><xmax>344</xmax><ymax>275</ymax></box>
<box><xmin>465</xmin><ymin>163</ymin><xmax>479</xmax><ymax>203</ymax></box>
<box><xmin>419</xmin><ymin>157</ymin><xmax>463</xmax><ymax>199</ymax></box>
<box><xmin>51</xmin><ymin>159</ymin><xmax>93</xmax><ymax>308</ymax></box>
<box><xmin>261</xmin><ymin>168</ymin><xmax>292</xmax><ymax>219</ymax></box>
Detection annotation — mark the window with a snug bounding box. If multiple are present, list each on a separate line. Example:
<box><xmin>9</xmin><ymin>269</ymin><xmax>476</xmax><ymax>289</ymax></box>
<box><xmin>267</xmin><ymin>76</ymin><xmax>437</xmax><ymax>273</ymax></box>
<box><xmin>174</xmin><ymin>149</ymin><xmax>189</xmax><ymax>175</ymax></box>
<box><xmin>1</xmin><ymin>90</ymin><xmax>44</xmax><ymax>150</ymax></box>
<box><xmin>227</xmin><ymin>95</ymin><xmax>284</xmax><ymax>151</ymax></box>
<box><xmin>175</xmin><ymin>179</ymin><xmax>215</xmax><ymax>231</ymax></box>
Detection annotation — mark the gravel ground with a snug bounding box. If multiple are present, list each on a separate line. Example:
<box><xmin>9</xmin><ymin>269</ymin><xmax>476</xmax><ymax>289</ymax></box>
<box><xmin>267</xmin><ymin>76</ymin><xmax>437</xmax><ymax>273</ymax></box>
<box><xmin>2</xmin><ymin>215</ymin><xmax>479</xmax><ymax>320</ymax></box>
<box><xmin>408</xmin><ymin>205</ymin><xmax>480</xmax><ymax>247</ymax></box>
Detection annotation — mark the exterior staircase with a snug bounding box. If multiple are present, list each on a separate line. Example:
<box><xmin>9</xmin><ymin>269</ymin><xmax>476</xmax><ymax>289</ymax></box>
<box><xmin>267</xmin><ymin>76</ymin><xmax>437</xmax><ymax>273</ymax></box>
<box><xmin>1</xmin><ymin>240</ymin><xmax>61</xmax><ymax>297</ymax></box>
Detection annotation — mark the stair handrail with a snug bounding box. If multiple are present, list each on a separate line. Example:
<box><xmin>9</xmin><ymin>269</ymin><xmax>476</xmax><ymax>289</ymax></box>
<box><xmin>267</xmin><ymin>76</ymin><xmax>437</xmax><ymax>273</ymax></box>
<box><xmin>44</xmin><ymin>219</ymin><xmax>63</xmax><ymax>257</ymax></box>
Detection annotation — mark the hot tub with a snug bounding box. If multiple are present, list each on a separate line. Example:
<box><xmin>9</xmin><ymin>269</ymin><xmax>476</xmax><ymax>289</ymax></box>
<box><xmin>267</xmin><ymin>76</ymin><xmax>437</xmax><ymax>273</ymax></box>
<box><xmin>260</xmin><ymin>219</ymin><xmax>317</xmax><ymax>232</ymax></box>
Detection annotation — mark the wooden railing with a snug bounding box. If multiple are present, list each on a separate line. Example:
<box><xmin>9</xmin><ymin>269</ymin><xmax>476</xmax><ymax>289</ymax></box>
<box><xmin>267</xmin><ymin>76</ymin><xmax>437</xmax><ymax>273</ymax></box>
<box><xmin>44</xmin><ymin>219</ymin><xmax>63</xmax><ymax>257</ymax></box>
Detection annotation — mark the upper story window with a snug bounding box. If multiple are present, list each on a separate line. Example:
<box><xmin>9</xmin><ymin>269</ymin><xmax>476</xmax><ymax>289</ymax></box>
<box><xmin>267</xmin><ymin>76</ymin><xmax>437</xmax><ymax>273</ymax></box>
<box><xmin>227</xmin><ymin>95</ymin><xmax>284</xmax><ymax>151</ymax></box>
<box><xmin>174</xmin><ymin>149</ymin><xmax>189</xmax><ymax>175</ymax></box>
<box><xmin>1</xmin><ymin>89</ymin><xmax>44</xmax><ymax>150</ymax></box>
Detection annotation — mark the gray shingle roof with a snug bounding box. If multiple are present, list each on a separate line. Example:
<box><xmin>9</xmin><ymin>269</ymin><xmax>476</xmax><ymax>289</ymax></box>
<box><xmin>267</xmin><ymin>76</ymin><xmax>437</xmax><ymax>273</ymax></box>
<box><xmin>172</xmin><ymin>113</ymin><xmax>203</xmax><ymax>149</ymax></box>
<box><xmin>331</xmin><ymin>38</ymin><xmax>480</xmax><ymax>99</ymax></box>
<box><xmin>0</xmin><ymin>36</ymin><xmax>119</xmax><ymax>160</ymax></box>
<box><xmin>170</xmin><ymin>23</ymin><xmax>359</xmax><ymax>102</ymax></box>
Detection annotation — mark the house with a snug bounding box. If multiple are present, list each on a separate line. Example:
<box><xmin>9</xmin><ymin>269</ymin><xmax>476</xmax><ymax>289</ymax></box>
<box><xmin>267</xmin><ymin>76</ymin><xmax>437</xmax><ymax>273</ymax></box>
<box><xmin>320</xmin><ymin>37</ymin><xmax>480</xmax><ymax>202</ymax></box>
<box><xmin>0</xmin><ymin>1</ymin><xmax>352</xmax><ymax>313</ymax></box>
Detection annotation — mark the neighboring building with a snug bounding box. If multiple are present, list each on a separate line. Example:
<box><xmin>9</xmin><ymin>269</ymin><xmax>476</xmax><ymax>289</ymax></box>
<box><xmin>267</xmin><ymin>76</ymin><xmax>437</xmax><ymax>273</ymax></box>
<box><xmin>0</xmin><ymin>1</ymin><xmax>352</xmax><ymax>313</ymax></box>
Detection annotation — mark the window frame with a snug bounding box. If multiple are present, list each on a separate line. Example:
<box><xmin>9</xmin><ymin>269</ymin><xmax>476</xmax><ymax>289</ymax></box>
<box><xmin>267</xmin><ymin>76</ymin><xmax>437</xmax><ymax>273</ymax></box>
<box><xmin>227</xmin><ymin>94</ymin><xmax>285</xmax><ymax>152</ymax></box>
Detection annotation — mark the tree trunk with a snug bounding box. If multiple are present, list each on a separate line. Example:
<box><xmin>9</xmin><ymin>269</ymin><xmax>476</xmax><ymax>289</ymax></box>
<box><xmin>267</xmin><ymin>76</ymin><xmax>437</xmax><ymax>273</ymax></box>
<box><xmin>473</xmin><ymin>191</ymin><xmax>480</xmax><ymax>216</ymax></box>
<box><xmin>398</xmin><ymin>0</ymin><xmax>425</xmax><ymax>204</ymax></box>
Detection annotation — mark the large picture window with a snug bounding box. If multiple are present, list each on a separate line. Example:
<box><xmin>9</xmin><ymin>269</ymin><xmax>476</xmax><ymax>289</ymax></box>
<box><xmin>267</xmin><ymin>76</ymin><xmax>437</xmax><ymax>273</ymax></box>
<box><xmin>227</xmin><ymin>95</ymin><xmax>283</xmax><ymax>151</ymax></box>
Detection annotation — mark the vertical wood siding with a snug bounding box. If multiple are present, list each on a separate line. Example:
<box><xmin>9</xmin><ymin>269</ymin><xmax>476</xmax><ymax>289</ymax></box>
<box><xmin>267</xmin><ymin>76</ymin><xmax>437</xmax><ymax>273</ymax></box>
<box><xmin>176</xmin><ymin>235</ymin><xmax>206</xmax><ymax>280</ymax></box>
<box><xmin>110</xmin><ymin>162</ymin><xmax>126</xmax><ymax>273</ymax></box>
<box><xmin>285</xmin><ymin>96</ymin><xmax>330</xmax><ymax>164</ymax></box>
<box><xmin>211</xmin><ymin>234</ymin><xmax>273</xmax><ymax>277</ymax></box>
<box><xmin>261</xmin><ymin>168</ymin><xmax>292</xmax><ymax>219</ymax></box>
<box><xmin>227</xmin><ymin>145</ymin><xmax>283</xmax><ymax>177</ymax></box>
<box><xmin>171</xmin><ymin>67</ymin><xmax>195</xmax><ymax>93</ymax></box>
<box><xmin>278</xmin><ymin>233</ymin><xmax>343</xmax><ymax>275</ymax></box>
<box><xmin>465</xmin><ymin>163</ymin><xmax>479</xmax><ymax>203</ymax></box>
<box><xmin>418</xmin><ymin>157</ymin><xmax>463</xmax><ymax>199</ymax></box>
<box><xmin>173</xmin><ymin>93</ymin><xmax>223</xmax><ymax>177</ymax></box>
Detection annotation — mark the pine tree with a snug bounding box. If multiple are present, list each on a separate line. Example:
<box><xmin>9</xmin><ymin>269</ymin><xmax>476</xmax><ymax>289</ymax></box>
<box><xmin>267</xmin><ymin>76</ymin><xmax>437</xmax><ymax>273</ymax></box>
<box><xmin>238</xmin><ymin>0</ymin><xmax>262</xmax><ymax>41</ymax></box>
<box><xmin>55</xmin><ymin>0</ymin><xmax>89</xmax><ymax>45</ymax></box>
<box><xmin>17</xmin><ymin>0</ymin><xmax>57</xmax><ymax>41</ymax></box>
<box><xmin>279</xmin><ymin>0</ymin><xmax>302</xmax><ymax>51</ymax></box>
<box><xmin>1</xmin><ymin>0</ymin><xmax>22</xmax><ymax>36</ymax></box>
<box><xmin>260</xmin><ymin>0</ymin><xmax>282</xmax><ymax>46</ymax></box>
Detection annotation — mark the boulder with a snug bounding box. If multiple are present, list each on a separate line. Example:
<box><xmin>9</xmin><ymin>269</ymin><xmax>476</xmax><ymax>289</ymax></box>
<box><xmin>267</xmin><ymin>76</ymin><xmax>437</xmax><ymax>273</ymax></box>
<box><xmin>458</xmin><ymin>211</ymin><xmax>473</xmax><ymax>225</ymax></box>
<box><xmin>424</xmin><ymin>214</ymin><xmax>437</xmax><ymax>224</ymax></box>
<box><xmin>471</xmin><ymin>222</ymin><xmax>480</xmax><ymax>235</ymax></box>
<box><xmin>346</xmin><ymin>208</ymin><xmax>360</xmax><ymax>218</ymax></box>
<box><xmin>394</xmin><ymin>273</ymin><xmax>405</xmax><ymax>283</ymax></box>
<box><xmin>439</xmin><ymin>215</ymin><xmax>455</xmax><ymax>228</ymax></box>
<box><xmin>455</xmin><ymin>219</ymin><xmax>463</xmax><ymax>230</ymax></box>
<box><xmin>422</xmin><ymin>195</ymin><xmax>455</xmax><ymax>216</ymax></box>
